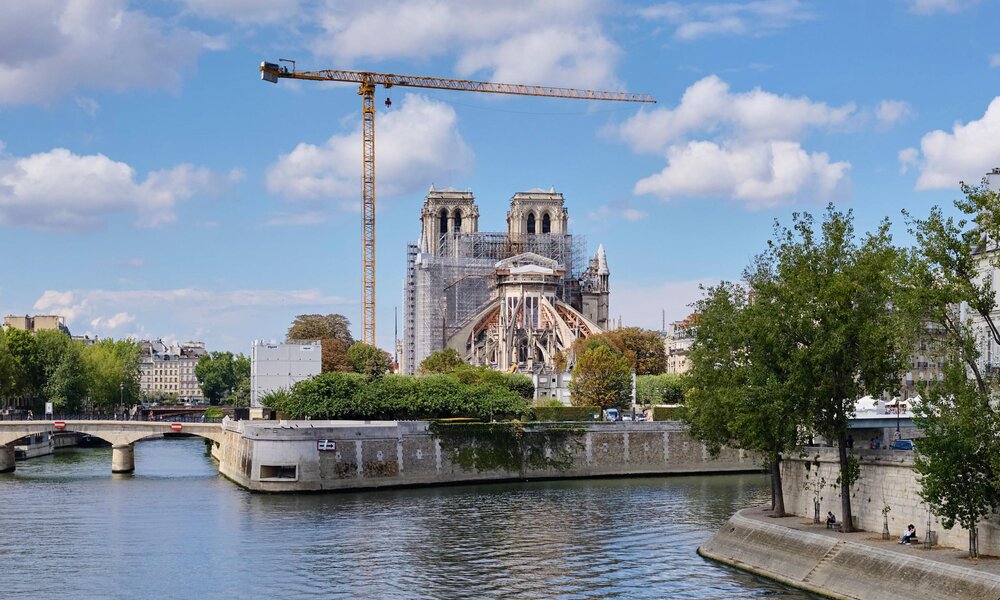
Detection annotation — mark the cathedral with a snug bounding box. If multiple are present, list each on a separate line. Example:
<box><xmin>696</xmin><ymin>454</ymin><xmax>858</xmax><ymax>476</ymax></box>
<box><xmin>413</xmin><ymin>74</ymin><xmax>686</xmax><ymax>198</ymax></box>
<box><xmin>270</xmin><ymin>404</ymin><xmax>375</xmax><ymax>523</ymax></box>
<box><xmin>401</xmin><ymin>186</ymin><xmax>610</xmax><ymax>375</ymax></box>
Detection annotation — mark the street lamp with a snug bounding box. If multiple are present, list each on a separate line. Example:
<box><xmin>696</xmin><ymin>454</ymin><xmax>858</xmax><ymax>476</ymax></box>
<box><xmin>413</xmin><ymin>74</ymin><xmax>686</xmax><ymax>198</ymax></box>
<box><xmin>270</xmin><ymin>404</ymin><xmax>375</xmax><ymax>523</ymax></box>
<box><xmin>119</xmin><ymin>382</ymin><xmax>124</xmax><ymax>420</ymax></box>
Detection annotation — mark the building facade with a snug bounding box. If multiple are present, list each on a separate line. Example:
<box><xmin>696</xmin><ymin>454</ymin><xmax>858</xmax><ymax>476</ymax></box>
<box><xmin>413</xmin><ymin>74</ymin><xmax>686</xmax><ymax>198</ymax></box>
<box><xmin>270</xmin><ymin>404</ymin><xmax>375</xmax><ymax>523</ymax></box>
<box><xmin>139</xmin><ymin>340</ymin><xmax>207</xmax><ymax>403</ymax></box>
<box><xmin>250</xmin><ymin>340</ymin><xmax>322</xmax><ymax>407</ymax></box>
<box><xmin>3</xmin><ymin>314</ymin><xmax>71</xmax><ymax>335</ymax></box>
<box><xmin>402</xmin><ymin>186</ymin><xmax>609</xmax><ymax>375</ymax></box>
<box><xmin>664</xmin><ymin>317</ymin><xmax>696</xmax><ymax>375</ymax></box>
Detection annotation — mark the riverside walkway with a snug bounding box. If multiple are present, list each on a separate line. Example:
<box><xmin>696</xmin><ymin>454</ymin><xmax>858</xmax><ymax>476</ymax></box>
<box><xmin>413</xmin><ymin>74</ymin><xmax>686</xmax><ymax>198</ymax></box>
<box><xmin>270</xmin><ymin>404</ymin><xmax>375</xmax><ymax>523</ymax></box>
<box><xmin>0</xmin><ymin>419</ymin><xmax>226</xmax><ymax>473</ymax></box>
<box><xmin>701</xmin><ymin>505</ymin><xmax>1000</xmax><ymax>600</ymax></box>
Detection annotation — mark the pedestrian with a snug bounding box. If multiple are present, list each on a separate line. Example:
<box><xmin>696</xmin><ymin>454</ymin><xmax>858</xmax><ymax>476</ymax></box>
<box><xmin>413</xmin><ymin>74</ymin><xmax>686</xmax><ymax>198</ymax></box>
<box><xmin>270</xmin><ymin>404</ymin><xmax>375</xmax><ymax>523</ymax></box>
<box><xmin>847</xmin><ymin>435</ymin><xmax>854</xmax><ymax>448</ymax></box>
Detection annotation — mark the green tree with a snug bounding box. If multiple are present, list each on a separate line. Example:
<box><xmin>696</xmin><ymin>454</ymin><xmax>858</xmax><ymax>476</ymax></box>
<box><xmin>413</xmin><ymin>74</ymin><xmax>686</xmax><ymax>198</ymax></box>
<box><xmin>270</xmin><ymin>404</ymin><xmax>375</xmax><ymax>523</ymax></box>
<box><xmin>288</xmin><ymin>314</ymin><xmax>355</xmax><ymax>373</ymax></box>
<box><xmin>684</xmin><ymin>280</ymin><xmax>805</xmax><ymax>517</ymax></box>
<box><xmin>82</xmin><ymin>339</ymin><xmax>140</xmax><ymax>413</ymax></box>
<box><xmin>615</xmin><ymin>327</ymin><xmax>667</xmax><ymax>375</ymax></box>
<box><xmin>913</xmin><ymin>360</ymin><xmax>1000</xmax><ymax>558</ymax></box>
<box><xmin>569</xmin><ymin>345</ymin><xmax>632</xmax><ymax>409</ymax></box>
<box><xmin>419</xmin><ymin>348</ymin><xmax>465</xmax><ymax>374</ymax></box>
<box><xmin>194</xmin><ymin>351</ymin><xmax>249</xmax><ymax>405</ymax></box>
<box><xmin>766</xmin><ymin>207</ymin><xmax>915</xmax><ymax>530</ymax></box>
<box><xmin>6</xmin><ymin>328</ymin><xmax>43</xmax><ymax>405</ymax></box>
<box><xmin>636</xmin><ymin>374</ymin><xmax>685</xmax><ymax>406</ymax></box>
<box><xmin>0</xmin><ymin>329</ymin><xmax>17</xmax><ymax>409</ymax></box>
<box><xmin>45</xmin><ymin>342</ymin><xmax>87</xmax><ymax>413</ymax></box>
<box><xmin>347</xmin><ymin>343</ymin><xmax>391</xmax><ymax>379</ymax></box>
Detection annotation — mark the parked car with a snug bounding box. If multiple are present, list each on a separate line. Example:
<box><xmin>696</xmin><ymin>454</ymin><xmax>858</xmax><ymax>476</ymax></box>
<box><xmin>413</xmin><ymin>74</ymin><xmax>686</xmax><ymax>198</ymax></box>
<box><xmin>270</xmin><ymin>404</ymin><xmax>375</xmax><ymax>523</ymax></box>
<box><xmin>603</xmin><ymin>408</ymin><xmax>620</xmax><ymax>421</ymax></box>
<box><xmin>890</xmin><ymin>439</ymin><xmax>915</xmax><ymax>451</ymax></box>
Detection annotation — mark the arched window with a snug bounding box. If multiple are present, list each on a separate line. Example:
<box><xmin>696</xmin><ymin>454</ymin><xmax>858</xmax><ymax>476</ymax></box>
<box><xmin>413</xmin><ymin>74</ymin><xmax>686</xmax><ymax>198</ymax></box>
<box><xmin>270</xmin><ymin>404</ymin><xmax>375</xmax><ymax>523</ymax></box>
<box><xmin>439</xmin><ymin>208</ymin><xmax>449</xmax><ymax>234</ymax></box>
<box><xmin>541</xmin><ymin>212</ymin><xmax>551</xmax><ymax>234</ymax></box>
<box><xmin>527</xmin><ymin>213</ymin><xmax>536</xmax><ymax>234</ymax></box>
<box><xmin>453</xmin><ymin>209</ymin><xmax>463</xmax><ymax>232</ymax></box>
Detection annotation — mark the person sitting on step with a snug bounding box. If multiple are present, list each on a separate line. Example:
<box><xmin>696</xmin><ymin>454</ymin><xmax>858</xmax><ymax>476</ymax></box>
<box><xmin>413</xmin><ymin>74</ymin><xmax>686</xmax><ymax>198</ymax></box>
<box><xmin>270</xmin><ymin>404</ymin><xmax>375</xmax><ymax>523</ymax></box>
<box><xmin>899</xmin><ymin>524</ymin><xmax>917</xmax><ymax>544</ymax></box>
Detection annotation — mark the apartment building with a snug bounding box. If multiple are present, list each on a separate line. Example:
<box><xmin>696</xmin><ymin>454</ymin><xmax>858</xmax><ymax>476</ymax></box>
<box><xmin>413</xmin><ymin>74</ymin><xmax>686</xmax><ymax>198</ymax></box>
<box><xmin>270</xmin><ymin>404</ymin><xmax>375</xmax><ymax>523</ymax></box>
<box><xmin>139</xmin><ymin>340</ymin><xmax>207</xmax><ymax>403</ymax></box>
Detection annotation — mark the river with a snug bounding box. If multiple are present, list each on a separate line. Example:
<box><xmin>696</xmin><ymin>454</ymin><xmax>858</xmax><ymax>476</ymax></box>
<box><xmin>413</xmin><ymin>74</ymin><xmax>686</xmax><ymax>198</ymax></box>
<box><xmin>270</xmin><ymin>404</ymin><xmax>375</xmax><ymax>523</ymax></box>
<box><xmin>0</xmin><ymin>437</ymin><xmax>811</xmax><ymax>599</ymax></box>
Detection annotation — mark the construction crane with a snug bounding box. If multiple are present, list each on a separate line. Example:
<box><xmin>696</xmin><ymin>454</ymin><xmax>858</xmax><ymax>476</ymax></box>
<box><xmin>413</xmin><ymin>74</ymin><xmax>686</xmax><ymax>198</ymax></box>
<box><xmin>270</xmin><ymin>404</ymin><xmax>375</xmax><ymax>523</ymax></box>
<box><xmin>260</xmin><ymin>61</ymin><xmax>655</xmax><ymax>345</ymax></box>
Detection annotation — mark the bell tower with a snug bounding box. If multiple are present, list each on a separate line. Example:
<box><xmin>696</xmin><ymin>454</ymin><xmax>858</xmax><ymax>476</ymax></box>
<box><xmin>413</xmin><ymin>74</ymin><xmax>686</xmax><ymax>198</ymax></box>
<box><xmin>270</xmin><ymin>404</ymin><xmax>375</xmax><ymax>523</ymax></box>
<box><xmin>506</xmin><ymin>187</ymin><xmax>569</xmax><ymax>238</ymax></box>
<box><xmin>419</xmin><ymin>185</ymin><xmax>479</xmax><ymax>255</ymax></box>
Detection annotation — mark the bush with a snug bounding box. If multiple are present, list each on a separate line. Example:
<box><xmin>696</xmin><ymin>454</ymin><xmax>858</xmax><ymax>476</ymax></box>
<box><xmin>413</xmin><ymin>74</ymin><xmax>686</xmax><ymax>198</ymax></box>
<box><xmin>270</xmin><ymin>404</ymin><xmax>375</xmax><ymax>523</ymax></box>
<box><xmin>636</xmin><ymin>374</ymin><xmax>686</xmax><ymax>406</ymax></box>
<box><xmin>530</xmin><ymin>405</ymin><xmax>600</xmax><ymax>422</ymax></box>
<box><xmin>652</xmin><ymin>404</ymin><xmax>687</xmax><ymax>421</ymax></box>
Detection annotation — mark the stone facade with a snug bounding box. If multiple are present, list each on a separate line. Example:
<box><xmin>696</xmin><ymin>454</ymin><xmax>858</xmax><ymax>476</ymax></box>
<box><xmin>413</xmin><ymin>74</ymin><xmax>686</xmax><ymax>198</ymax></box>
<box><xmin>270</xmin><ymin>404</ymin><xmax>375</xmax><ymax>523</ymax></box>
<box><xmin>781</xmin><ymin>448</ymin><xmax>1000</xmax><ymax>555</ymax></box>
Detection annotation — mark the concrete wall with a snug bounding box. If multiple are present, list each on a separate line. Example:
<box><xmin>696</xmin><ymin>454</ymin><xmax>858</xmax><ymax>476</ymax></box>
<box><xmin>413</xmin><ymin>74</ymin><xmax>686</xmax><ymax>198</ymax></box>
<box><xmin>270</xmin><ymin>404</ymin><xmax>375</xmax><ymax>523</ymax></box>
<box><xmin>781</xmin><ymin>447</ymin><xmax>1000</xmax><ymax>554</ymax></box>
<box><xmin>215</xmin><ymin>420</ymin><xmax>759</xmax><ymax>492</ymax></box>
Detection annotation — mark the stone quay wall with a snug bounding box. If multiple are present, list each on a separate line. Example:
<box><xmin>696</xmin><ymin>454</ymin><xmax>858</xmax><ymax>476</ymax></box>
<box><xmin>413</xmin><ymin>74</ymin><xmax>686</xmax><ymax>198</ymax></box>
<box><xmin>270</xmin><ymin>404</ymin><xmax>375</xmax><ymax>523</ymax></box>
<box><xmin>215</xmin><ymin>420</ymin><xmax>760</xmax><ymax>493</ymax></box>
<box><xmin>781</xmin><ymin>447</ymin><xmax>1000</xmax><ymax>554</ymax></box>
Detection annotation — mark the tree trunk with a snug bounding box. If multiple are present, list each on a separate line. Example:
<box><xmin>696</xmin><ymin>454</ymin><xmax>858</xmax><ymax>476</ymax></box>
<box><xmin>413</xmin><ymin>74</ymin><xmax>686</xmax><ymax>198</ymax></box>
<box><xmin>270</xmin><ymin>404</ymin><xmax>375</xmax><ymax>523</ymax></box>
<box><xmin>970</xmin><ymin>527</ymin><xmax>979</xmax><ymax>559</ymax></box>
<box><xmin>771</xmin><ymin>453</ymin><xmax>787</xmax><ymax>517</ymax></box>
<box><xmin>838</xmin><ymin>430</ymin><xmax>855</xmax><ymax>533</ymax></box>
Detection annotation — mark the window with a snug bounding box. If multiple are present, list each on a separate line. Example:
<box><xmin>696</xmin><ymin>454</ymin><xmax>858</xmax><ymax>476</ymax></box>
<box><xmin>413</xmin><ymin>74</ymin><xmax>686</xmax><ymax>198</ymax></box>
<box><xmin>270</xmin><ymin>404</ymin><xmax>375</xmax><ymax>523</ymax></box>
<box><xmin>260</xmin><ymin>465</ymin><xmax>297</xmax><ymax>480</ymax></box>
<box><xmin>453</xmin><ymin>209</ymin><xmax>462</xmax><ymax>232</ymax></box>
<box><xmin>527</xmin><ymin>213</ymin><xmax>536</xmax><ymax>234</ymax></box>
<box><xmin>542</xmin><ymin>212</ymin><xmax>551</xmax><ymax>234</ymax></box>
<box><xmin>439</xmin><ymin>208</ymin><xmax>449</xmax><ymax>234</ymax></box>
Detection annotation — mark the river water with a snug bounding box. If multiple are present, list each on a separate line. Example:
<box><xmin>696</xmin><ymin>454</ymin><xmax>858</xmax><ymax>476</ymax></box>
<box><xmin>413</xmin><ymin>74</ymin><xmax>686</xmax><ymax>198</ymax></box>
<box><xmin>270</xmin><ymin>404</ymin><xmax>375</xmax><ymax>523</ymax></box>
<box><xmin>0</xmin><ymin>438</ymin><xmax>811</xmax><ymax>599</ymax></box>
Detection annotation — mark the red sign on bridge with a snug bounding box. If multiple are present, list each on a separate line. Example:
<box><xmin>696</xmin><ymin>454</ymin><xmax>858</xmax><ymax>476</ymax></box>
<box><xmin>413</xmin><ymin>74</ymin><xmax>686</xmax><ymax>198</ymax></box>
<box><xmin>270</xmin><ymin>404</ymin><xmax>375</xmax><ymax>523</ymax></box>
<box><xmin>170</xmin><ymin>423</ymin><xmax>183</xmax><ymax>432</ymax></box>
<box><xmin>53</xmin><ymin>421</ymin><xmax>66</xmax><ymax>430</ymax></box>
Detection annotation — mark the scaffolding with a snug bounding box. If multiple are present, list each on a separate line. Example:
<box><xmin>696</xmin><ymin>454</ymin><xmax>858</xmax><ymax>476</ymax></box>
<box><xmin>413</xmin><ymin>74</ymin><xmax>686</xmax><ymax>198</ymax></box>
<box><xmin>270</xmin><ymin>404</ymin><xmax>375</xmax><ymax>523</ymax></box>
<box><xmin>402</xmin><ymin>231</ymin><xmax>588</xmax><ymax>374</ymax></box>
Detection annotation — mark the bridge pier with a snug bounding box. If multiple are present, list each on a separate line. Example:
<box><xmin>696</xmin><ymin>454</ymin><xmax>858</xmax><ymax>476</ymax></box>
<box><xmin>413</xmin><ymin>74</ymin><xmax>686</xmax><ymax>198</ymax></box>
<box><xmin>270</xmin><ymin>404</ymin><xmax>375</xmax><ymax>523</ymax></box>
<box><xmin>111</xmin><ymin>444</ymin><xmax>135</xmax><ymax>473</ymax></box>
<box><xmin>0</xmin><ymin>444</ymin><xmax>14</xmax><ymax>473</ymax></box>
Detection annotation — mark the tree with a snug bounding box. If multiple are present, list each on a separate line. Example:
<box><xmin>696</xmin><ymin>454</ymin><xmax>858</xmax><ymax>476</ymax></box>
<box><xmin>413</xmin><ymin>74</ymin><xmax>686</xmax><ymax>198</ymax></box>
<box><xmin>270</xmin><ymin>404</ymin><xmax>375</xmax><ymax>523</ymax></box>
<box><xmin>913</xmin><ymin>360</ymin><xmax>1000</xmax><ymax>558</ymax></box>
<box><xmin>684</xmin><ymin>280</ymin><xmax>804</xmax><ymax>517</ymax></box>
<box><xmin>569</xmin><ymin>345</ymin><xmax>632</xmax><ymax>409</ymax></box>
<box><xmin>636</xmin><ymin>374</ymin><xmax>685</xmax><ymax>406</ymax></box>
<box><xmin>347</xmin><ymin>343</ymin><xmax>391</xmax><ymax>379</ymax></box>
<box><xmin>904</xmin><ymin>179</ymin><xmax>1000</xmax><ymax>556</ymax></box>
<box><xmin>5</xmin><ymin>328</ymin><xmax>42</xmax><ymax>405</ymax></box>
<box><xmin>419</xmin><ymin>348</ymin><xmax>465</xmax><ymax>374</ymax></box>
<box><xmin>615</xmin><ymin>327</ymin><xmax>667</xmax><ymax>375</ymax></box>
<box><xmin>45</xmin><ymin>342</ymin><xmax>87</xmax><ymax>413</ymax></box>
<box><xmin>288</xmin><ymin>314</ymin><xmax>355</xmax><ymax>373</ymax></box>
<box><xmin>195</xmin><ymin>352</ymin><xmax>249</xmax><ymax>405</ymax></box>
<box><xmin>766</xmin><ymin>207</ymin><xmax>915</xmax><ymax>531</ymax></box>
<box><xmin>321</xmin><ymin>338</ymin><xmax>351</xmax><ymax>372</ymax></box>
<box><xmin>82</xmin><ymin>339</ymin><xmax>140</xmax><ymax>413</ymax></box>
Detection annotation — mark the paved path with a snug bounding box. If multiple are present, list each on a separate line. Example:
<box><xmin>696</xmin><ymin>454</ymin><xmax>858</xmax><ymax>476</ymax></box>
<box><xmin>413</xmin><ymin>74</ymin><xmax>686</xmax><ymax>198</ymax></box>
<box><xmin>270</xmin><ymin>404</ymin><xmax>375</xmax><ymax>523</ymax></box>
<box><xmin>740</xmin><ymin>504</ymin><xmax>1000</xmax><ymax>577</ymax></box>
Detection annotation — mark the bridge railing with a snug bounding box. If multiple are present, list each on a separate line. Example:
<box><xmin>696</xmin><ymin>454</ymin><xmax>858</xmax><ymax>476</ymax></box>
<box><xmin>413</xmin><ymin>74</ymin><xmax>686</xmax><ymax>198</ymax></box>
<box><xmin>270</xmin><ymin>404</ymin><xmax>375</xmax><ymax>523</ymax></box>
<box><xmin>0</xmin><ymin>413</ymin><xmax>223</xmax><ymax>424</ymax></box>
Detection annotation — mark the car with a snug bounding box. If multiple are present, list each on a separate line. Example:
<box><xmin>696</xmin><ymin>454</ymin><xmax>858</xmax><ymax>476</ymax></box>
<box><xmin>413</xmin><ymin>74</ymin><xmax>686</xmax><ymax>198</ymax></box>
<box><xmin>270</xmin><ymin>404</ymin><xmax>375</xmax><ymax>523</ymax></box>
<box><xmin>603</xmin><ymin>408</ymin><xmax>620</xmax><ymax>421</ymax></box>
<box><xmin>890</xmin><ymin>439</ymin><xmax>915</xmax><ymax>451</ymax></box>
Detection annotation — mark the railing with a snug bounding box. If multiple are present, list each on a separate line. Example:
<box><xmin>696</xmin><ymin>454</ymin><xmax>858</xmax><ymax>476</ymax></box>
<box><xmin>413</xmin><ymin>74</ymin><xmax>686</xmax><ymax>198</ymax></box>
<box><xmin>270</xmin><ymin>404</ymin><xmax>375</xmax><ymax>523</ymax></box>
<box><xmin>0</xmin><ymin>413</ymin><xmax>222</xmax><ymax>423</ymax></box>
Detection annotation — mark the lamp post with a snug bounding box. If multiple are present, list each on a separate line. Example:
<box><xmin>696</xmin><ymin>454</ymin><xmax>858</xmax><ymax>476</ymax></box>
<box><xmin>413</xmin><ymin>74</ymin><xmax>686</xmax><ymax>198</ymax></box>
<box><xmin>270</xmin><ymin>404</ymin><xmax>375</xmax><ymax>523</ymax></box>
<box><xmin>119</xmin><ymin>382</ymin><xmax>124</xmax><ymax>420</ymax></box>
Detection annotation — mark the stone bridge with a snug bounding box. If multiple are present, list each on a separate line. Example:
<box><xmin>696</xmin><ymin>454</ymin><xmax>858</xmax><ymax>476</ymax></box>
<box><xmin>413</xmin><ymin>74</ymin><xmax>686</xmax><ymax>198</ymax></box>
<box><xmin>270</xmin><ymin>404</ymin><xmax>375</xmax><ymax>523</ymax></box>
<box><xmin>0</xmin><ymin>420</ymin><xmax>226</xmax><ymax>474</ymax></box>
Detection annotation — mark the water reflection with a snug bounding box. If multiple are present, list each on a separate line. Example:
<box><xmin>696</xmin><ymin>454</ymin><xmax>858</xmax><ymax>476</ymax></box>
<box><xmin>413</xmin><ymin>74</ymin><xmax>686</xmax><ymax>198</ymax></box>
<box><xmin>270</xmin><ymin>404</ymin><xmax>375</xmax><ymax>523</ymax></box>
<box><xmin>0</xmin><ymin>439</ymin><xmax>810</xmax><ymax>599</ymax></box>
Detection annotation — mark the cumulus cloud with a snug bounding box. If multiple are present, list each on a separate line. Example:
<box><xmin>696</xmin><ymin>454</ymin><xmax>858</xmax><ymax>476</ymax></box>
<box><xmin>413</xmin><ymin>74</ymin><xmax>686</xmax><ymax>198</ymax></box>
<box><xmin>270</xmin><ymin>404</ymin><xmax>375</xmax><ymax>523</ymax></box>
<box><xmin>903</xmin><ymin>97</ymin><xmax>1000</xmax><ymax>190</ymax></box>
<box><xmin>267</xmin><ymin>94</ymin><xmax>472</xmax><ymax>204</ymax></box>
<box><xmin>90</xmin><ymin>312</ymin><xmax>135</xmax><ymax>331</ymax></box>
<box><xmin>0</xmin><ymin>0</ymin><xmax>215</xmax><ymax>105</ymax></box>
<box><xmin>639</xmin><ymin>0</ymin><xmax>813</xmax><ymax>41</ymax></box>
<box><xmin>634</xmin><ymin>140</ymin><xmax>849</xmax><ymax>208</ymax></box>
<box><xmin>875</xmin><ymin>100</ymin><xmax>915</xmax><ymax>126</ymax></box>
<box><xmin>587</xmin><ymin>199</ymin><xmax>647</xmax><ymax>222</ymax></box>
<box><xmin>311</xmin><ymin>0</ymin><xmax>619</xmax><ymax>87</ymax></box>
<box><xmin>615</xmin><ymin>75</ymin><xmax>856</xmax><ymax>153</ymax></box>
<box><xmin>907</xmin><ymin>0</ymin><xmax>979</xmax><ymax>14</ymax></box>
<box><xmin>0</xmin><ymin>145</ymin><xmax>242</xmax><ymax>231</ymax></box>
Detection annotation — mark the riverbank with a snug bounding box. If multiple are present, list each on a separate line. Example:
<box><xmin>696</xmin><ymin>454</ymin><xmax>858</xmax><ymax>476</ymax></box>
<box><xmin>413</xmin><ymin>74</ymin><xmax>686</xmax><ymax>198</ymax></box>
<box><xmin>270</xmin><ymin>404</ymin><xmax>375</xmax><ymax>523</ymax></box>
<box><xmin>215</xmin><ymin>419</ymin><xmax>761</xmax><ymax>492</ymax></box>
<box><xmin>700</xmin><ymin>506</ymin><xmax>1000</xmax><ymax>600</ymax></box>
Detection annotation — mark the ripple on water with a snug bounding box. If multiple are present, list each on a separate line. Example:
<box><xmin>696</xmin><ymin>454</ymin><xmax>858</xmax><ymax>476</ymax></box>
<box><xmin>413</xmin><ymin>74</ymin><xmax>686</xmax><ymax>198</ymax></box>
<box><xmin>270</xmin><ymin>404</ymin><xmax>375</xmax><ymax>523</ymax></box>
<box><xmin>0</xmin><ymin>440</ymin><xmax>811</xmax><ymax>599</ymax></box>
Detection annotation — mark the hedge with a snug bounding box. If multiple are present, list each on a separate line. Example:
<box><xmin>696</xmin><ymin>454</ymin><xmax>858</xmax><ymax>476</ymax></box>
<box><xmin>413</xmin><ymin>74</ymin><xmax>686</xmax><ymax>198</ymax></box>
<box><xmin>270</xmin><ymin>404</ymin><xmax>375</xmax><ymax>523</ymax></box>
<box><xmin>530</xmin><ymin>405</ymin><xmax>601</xmax><ymax>422</ymax></box>
<box><xmin>652</xmin><ymin>404</ymin><xmax>687</xmax><ymax>421</ymax></box>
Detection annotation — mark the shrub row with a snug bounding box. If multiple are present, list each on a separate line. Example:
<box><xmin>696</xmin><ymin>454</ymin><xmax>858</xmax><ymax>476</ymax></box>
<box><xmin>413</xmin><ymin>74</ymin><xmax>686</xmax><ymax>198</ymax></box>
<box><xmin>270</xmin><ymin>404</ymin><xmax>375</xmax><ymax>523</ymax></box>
<box><xmin>530</xmin><ymin>405</ymin><xmax>601</xmax><ymax>422</ymax></box>
<box><xmin>652</xmin><ymin>404</ymin><xmax>687</xmax><ymax>421</ymax></box>
<box><xmin>265</xmin><ymin>368</ymin><xmax>533</xmax><ymax>421</ymax></box>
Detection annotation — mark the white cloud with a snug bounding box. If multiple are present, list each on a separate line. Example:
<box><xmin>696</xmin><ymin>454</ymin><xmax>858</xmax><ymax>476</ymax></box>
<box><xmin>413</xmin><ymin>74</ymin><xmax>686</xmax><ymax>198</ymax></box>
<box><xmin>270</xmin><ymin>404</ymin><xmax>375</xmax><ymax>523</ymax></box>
<box><xmin>898</xmin><ymin>147</ymin><xmax>919</xmax><ymax>174</ymax></box>
<box><xmin>182</xmin><ymin>0</ymin><xmax>301</xmax><ymax>24</ymax></box>
<box><xmin>0</xmin><ymin>145</ymin><xmax>242</xmax><ymax>231</ymax></box>
<box><xmin>74</xmin><ymin>96</ymin><xmax>99</xmax><ymax>117</ymax></box>
<box><xmin>0</xmin><ymin>0</ymin><xmax>215</xmax><ymax>105</ymax></box>
<box><xmin>612</xmin><ymin>278</ymin><xmax>716</xmax><ymax>331</ymax></box>
<box><xmin>907</xmin><ymin>0</ymin><xmax>979</xmax><ymax>14</ymax></box>
<box><xmin>311</xmin><ymin>0</ymin><xmax>619</xmax><ymax>87</ymax></box>
<box><xmin>124</xmin><ymin>258</ymin><xmax>145</xmax><ymax>268</ymax></box>
<box><xmin>875</xmin><ymin>100</ymin><xmax>915</xmax><ymax>126</ymax></box>
<box><xmin>633</xmin><ymin>140</ymin><xmax>850</xmax><ymax>208</ymax></box>
<box><xmin>904</xmin><ymin>97</ymin><xmax>1000</xmax><ymax>190</ymax></box>
<box><xmin>639</xmin><ymin>0</ymin><xmax>813</xmax><ymax>41</ymax></box>
<box><xmin>990</xmin><ymin>54</ymin><xmax>1000</xmax><ymax>68</ymax></box>
<box><xmin>267</xmin><ymin>94</ymin><xmax>472</xmax><ymax>203</ymax></box>
<box><xmin>587</xmin><ymin>199</ymin><xmax>647</xmax><ymax>222</ymax></box>
<box><xmin>616</xmin><ymin>75</ymin><xmax>856</xmax><ymax>153</ymax></box>
<box><xmin>90</xmin><ymin>312</ymin><xmax>135</xmax><ymax>331</ymax></box>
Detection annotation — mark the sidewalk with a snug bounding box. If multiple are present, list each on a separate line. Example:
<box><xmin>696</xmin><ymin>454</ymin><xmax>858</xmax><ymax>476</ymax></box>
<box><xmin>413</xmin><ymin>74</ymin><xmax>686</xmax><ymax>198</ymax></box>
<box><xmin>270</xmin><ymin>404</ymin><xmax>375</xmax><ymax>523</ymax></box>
<box><xmin>740</xmin><ymin>504</ymin><xmax>1000</xmax><ymax>576</ymax></box>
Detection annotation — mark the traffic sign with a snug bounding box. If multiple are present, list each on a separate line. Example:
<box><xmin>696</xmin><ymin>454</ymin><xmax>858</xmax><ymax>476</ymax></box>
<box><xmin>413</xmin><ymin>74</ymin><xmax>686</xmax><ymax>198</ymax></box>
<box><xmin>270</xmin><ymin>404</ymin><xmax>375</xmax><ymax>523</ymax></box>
<box><xmin>170</xmin><ymin>423</ymin><xmax>183</xmax><ymax>432</ymax></box>
<box><xmin>53</xmin><ymin>421</ymin><xmax>66</xmax><ymax>430</ymax></box>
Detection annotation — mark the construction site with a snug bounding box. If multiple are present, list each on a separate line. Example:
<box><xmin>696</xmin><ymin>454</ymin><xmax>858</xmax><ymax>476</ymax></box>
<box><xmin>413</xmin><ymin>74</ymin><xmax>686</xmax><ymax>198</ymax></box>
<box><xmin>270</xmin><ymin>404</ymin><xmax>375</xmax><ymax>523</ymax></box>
<box><xmin>401</xmin><ymin>186</ymin><xmax>610</xmax><ymax>376</ymax></box>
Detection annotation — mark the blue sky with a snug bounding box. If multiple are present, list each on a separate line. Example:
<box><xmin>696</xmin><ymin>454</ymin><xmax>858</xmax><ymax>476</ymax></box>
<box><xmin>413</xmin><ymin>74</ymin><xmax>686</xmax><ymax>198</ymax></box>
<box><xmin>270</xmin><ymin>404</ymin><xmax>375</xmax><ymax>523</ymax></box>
<box><xmin>2</xmin><ymin>0</ymin><xmax>999</xmax><ymax>353</ymax></box>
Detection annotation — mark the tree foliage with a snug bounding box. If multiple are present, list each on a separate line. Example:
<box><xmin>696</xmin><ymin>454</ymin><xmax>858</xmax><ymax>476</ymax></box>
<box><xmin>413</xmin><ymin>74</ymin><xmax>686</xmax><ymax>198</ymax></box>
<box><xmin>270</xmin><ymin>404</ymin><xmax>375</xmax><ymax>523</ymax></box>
<box><xmin>572</xmin><ymin>327</ymin><xmax>666</xmax><ymax>375</ymax></box>
<box><xmin>81</xmin><ymin>339</ymin><xmax>141</xmax><ymax>413</ymax></box>
<box><xmin>321</xmin><ymin>338</ymin><xmax>351</xmax><ymax>373</ymax></box>
<box><xmin>195</xmin><ymin>351</ymin><xmax>250</xmax><ymax>405</ymax></box>
<box><xmin>419</xmin><ymin>348</ymin><xmax>465</xmax><ymax>374</ymax></box>
<box><xmin>288</xmin><ymin>314</ymin><xmax>355</xmax><ymax>373</ymax></box>
<box><xmin>636</xmin><ymin>374</ymin><xmax>686</xmax><ymax>406</ymax></box>
<box><xmin>569</xmin><ymin>344</ymin><xmax>632</xmax><ymax>409</ymax></box>
<box><xmin>347</xmin><ymin>342</ymin><xmax>391</xmax><ymax>379</ymax></box>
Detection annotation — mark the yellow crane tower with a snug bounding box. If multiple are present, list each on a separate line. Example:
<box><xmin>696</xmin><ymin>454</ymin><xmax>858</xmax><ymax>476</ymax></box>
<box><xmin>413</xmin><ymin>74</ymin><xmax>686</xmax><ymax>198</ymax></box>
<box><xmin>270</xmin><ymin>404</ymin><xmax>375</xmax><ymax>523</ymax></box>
<box><xmin>260</xmin><ymin>61</ymin><xmax>655</xmax><ymax>345</ymax></box>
